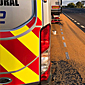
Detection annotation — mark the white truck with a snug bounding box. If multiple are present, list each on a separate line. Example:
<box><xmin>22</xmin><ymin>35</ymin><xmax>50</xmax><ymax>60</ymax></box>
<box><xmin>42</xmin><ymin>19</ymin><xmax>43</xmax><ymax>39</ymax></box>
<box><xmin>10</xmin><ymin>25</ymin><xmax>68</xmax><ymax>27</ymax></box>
<box><xmin>51</xmin><ymin>0</ymin><xmax>62</xmax><ymax>23</ymax></box>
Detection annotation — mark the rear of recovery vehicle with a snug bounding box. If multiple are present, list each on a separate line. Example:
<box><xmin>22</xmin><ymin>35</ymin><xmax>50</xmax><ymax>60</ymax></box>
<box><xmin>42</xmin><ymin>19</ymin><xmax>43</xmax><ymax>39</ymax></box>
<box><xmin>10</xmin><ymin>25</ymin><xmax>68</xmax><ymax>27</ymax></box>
<box><xmin>51</xmin><ymin>0</ymin><xmax>62</xmax><ymax>23</ymax></box>
<box><xmin>0</xmin><ymin>0</ymin><xmax>51</xmax><ymax>85</ymax></box>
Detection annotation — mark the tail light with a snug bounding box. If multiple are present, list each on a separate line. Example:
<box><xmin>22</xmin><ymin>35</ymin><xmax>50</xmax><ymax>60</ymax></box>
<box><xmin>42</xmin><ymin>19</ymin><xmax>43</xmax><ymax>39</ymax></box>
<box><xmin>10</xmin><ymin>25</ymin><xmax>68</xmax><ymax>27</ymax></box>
<box><xmin>40</xmin><ymin>24</ymin><xmax>51</xmax><ymax>81</ymax></box>
<box><xmin>55</xmin><ymin>17</ymin><xmax>60</xmax><ymax>19</ymax></box>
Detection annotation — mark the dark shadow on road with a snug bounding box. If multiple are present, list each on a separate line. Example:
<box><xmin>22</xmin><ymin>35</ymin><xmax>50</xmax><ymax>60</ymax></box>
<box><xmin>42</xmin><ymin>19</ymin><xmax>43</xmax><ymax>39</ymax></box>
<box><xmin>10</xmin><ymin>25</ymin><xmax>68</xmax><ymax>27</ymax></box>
<box><xmin>51</xmin><ymin>60</ymin><xmax>85</xmax><ymax>85</ymax></box>
<box><xmin>59</xmin><ymin>22</ymin><xmax>63</xmax><ymax>26</ymax></box>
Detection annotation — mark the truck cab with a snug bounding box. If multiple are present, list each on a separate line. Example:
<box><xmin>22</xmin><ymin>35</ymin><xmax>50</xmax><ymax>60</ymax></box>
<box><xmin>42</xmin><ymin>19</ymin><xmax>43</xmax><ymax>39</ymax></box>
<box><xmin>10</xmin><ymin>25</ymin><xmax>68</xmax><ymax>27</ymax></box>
<box><xmin>51</xmin><ymin>0</ymin><xmax>62</xmax><ymax>23</ymax></box>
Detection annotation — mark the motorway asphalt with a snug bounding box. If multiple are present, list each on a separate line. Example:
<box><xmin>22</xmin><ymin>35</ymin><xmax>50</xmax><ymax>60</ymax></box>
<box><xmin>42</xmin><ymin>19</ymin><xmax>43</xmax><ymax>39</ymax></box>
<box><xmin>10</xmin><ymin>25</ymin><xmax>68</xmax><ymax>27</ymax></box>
<box><xmin>62</xmin><ymin>8</ymin><xmax>85</xmax><ymax>32</ymax></box>
<box><xmin>51</xmin><ymin>14</ymin><xmax>85</xmax><ymax>84</ymax></box>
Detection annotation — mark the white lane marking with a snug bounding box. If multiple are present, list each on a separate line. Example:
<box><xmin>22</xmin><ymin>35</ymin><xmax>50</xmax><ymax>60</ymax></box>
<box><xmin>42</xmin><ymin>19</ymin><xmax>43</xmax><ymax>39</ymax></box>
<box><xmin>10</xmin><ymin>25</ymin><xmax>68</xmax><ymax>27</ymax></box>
<box><xmin>65</xmin><ymin>52</ymin><xmax>70</xmax><ymax>59</ymax></box>
<box><xmin>81</xmin><ymin>25</ymin><xmax>85</xmax><ymax>28</ymax></box>
<box><xmin>74</xmin><ymin>21</ymin><xmax>77</xmax><ymax>22</ymax></box>
<box><xmin>63</xmin><ymin>42</ymin><xmax>67</xmax><ymax>47</ymax></box>
<box><xmin>62</xmin><ymin>36</ymin><xmax>65</xmax><ymax>40</ymax></box>
<box><xmin>61</xmin><ymin>32</ymin><xmax>63</xmax><ymax>34</ymax></box>
<box><xmin>69</xmin><ymin>17</ymin><xmax>72</xmax><ymax>19</ymax></box>
<box><xmin>77</xmin><ymin>23</ymin><xmax>80</xmax><ymax>25</ymax></box>
<box><xmin>61</xmin><ymin>29</ymin><xmax>62</xmax><ymax>31</ymax></box>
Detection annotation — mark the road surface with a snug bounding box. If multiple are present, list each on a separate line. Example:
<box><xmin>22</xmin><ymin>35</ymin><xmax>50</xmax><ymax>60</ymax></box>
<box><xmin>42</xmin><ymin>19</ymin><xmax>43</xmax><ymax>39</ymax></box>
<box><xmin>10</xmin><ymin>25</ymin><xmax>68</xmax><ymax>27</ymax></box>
<box><xmin>51</xmin><ymin>14</ymin><xmax>85</xmax><ymax>84</ymax></box>
<box><xmin>63</xmin><ymin>8</ymin><xmax>85</xmax><ymax>32</ymax></box>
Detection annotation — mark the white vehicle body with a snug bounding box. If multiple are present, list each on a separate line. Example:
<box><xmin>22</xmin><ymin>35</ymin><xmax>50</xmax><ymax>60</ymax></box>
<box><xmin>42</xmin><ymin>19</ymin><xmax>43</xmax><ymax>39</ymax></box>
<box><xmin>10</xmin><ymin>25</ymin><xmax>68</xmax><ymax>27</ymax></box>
<box><xmin>51</xmin><ymin>0</ymin><xmax>62</xmax><ymax>23</ymax></box>
<box><xmin>51</xmin><ymin>0</ymin><xmax>62</xmax><ymax>15</ymax></box>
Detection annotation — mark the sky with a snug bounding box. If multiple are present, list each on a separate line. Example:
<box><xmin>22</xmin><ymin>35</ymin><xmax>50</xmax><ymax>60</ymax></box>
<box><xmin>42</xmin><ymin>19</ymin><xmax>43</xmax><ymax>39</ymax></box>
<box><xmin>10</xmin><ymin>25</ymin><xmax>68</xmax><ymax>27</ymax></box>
<box><xmin>62</xmin><ymin>0</ymin><xmax>81</xmax><ymax>6</ymax></box>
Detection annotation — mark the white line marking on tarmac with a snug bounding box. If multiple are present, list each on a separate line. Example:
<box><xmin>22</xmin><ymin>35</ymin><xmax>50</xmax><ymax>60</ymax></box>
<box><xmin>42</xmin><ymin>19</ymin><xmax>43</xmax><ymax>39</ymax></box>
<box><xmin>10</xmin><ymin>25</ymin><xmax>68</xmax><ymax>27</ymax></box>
<box><xmin>63</xmin><ymin>42</ymin><xmax>67</xmax><ymax>47</ymax></box>
<box><xmin>61</xmin><ymin>29</ymin><xmax>62</xmax><ymax>31</ymax></box>
<box><xmin>65</xmin><ymin>52</ymin><xmax>70</xmax><ymax>59</ymax></box>
<box><xmin>61</xmin><ymin>32</ymin><xmax>63</xmax><ymax>34</ymax></box>
<box><xmin>81</xmin><ymin>25</ymin><xmax>85</xmax><ymax>28</ymax></box>
<box><xmin>77</xmin><ymin>23</ymin><xmax>80</xmax><ymax>25</ymax></box>
<box><xmin>62</xmin><ymin>36</ymin><xmax>65</xmax><ymax>40</ymax></box>
<box><xmin>74</xmin><ymin>21</ymin><xmax>77</xmax><ymax>22</ymax></box>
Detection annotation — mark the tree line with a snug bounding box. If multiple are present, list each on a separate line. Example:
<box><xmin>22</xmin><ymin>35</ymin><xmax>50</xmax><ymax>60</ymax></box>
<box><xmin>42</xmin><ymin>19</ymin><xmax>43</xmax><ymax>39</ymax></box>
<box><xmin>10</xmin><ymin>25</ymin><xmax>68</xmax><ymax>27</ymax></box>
<box><xmin>63</xmin><ymin>1</ymin><xmax>85</xmax><ymax>8</ymax></box>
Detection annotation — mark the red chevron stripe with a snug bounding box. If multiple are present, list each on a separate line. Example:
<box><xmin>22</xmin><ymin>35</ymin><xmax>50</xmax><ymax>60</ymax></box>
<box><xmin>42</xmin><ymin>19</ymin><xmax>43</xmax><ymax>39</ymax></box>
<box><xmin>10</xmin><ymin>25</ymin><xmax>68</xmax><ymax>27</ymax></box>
<box><xmin>26</xmin><ymin>17</ymin><xmax>41</xmax><ymax>38</ymax></box>
<box><xmin>0</xmin><ymin>39</ymin><xmax>36</xmax><ymax>66</ymax></box>
<box><xmin>26</xmin><ymin>17</ymin><xmax>42</xmax><ymax>28</ymax></box>
<box><xmin>28</xmin><ymin>57</ymin><xmax>39</xmax><ymax>75</ymax></box>
<box><xmin>0</xmin><ymin>65</ymin><xmax>7</xmax><ymax>72</ymax></box>
<box><xmin>36</xmin><ymin>17</ymin><xmax>42</xmax><ymax>25</ymax></box>
<box><xmin>32</xmin><ymin>27</ymin><xmax>40</xmax><ymax>38</ymax></box>
<box><xmin>0</xmin><ymin>32</ymin><xmax>14</xmax><ymax>38</ymax></box>
<box><xmin>0</xmin><ymin>38</ymin><xmax>39</xmax><ymax>75</ymax></box>
<box><xmin>26</xmin><ymin>17</ymin><xmax>36</xmax><ymax>28</ymax></box>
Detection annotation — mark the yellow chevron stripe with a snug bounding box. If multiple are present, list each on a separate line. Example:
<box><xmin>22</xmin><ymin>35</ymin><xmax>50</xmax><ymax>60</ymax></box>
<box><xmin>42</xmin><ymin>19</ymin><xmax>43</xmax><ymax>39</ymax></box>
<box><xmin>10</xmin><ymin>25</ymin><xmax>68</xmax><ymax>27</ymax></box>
<box><xmin>0</xmin><ymin>44</ymin><xmax>39</xmax><ymax>83</ymax></box>
<box><xmin>10</xmin><ymin>0</ymin><xmax>42</xmax><ymax>57</ymax></box>
<box><xmin>37</xmin><ymin>0</ymin><xmax>42</xmax><ymax>21</ymax></box>
<box><xmin>10</xmin><ymin>25</ymin><xmax>29</xmax><ymax>36</ymax></box>
<box><xmin>11</xmin><ymin>25</ymin><xmax>39</xmax><ymax>57</ymax></box>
